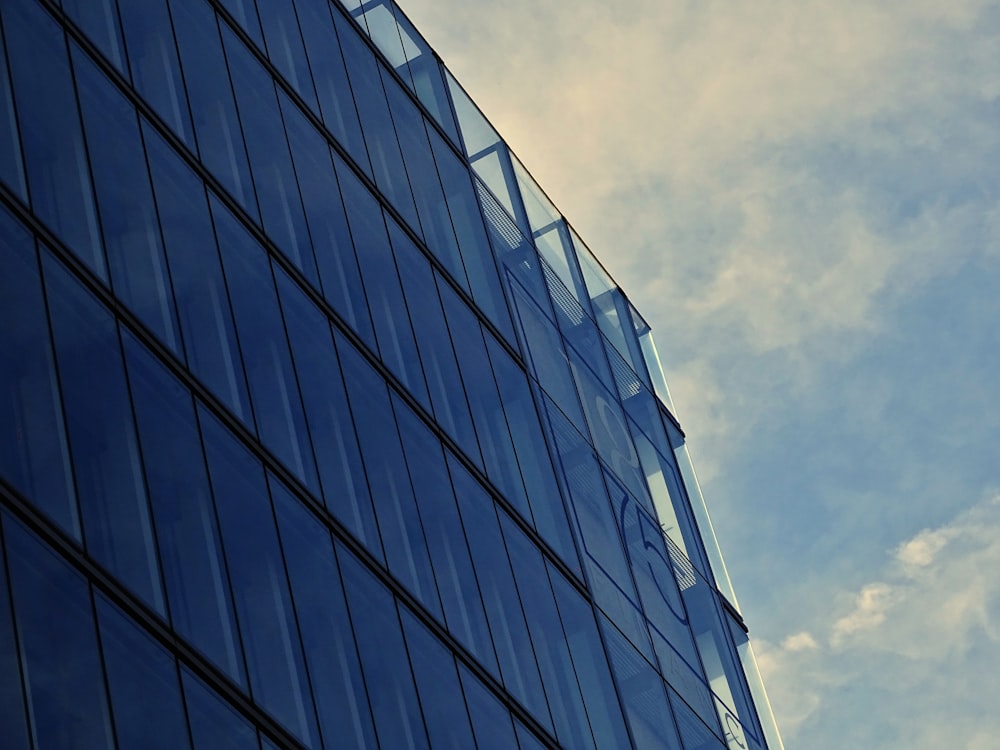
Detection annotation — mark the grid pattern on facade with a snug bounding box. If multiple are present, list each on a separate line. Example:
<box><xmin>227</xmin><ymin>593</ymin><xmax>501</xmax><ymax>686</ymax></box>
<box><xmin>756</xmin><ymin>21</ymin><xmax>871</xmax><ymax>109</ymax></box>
<box><xmin>0</xmin><ymin>0</ymin><xmax>781</xmax><ymax>748</ymax></box>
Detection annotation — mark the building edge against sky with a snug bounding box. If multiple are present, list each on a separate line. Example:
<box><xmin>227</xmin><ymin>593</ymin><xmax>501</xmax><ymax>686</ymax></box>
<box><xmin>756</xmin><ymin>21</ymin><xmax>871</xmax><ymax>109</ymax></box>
<box><xmin>0</xmin><ymin>0</ymin><xmax>782</xmax><ymax>748</ymax></box>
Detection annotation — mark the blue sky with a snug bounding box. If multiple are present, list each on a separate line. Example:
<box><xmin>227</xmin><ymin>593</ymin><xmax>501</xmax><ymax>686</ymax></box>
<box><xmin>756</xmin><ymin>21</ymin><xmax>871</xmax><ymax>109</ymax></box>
<box><xmin>399</xmin><ymin>1</ymin><xmax>1000</xmax><ymax>746</ymax></box>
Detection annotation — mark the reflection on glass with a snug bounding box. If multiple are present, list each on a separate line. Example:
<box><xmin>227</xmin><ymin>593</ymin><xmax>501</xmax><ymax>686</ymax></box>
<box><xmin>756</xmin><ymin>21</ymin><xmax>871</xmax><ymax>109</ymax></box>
<box><xmin>96</xmin><ymin>595</ymin><xmax>192</xmax><ymax>750</ymax></box>
<box><xmin>0</xmin><ymin>209</ymin><xmax>78</xmax><ymax>537</ymax></box>
<box><xmin>4</xmin><ymin>515</ymin><xmax>115</xmax><ymax>750</ymax></box>
<box><xmin>44</xmin><ymin>253</ymin><xmax>164</xmax><ymax>615</ymax></box>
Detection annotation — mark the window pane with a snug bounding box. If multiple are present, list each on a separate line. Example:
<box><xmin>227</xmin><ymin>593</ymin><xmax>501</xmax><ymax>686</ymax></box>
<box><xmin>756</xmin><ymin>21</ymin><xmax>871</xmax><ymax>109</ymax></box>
<box><xmin>143</xmin><ymin>123</ymin><xmax>252</xmax><ymax>423</ymax></box>
<box><xmin>170</xmin><ymin>0</ymin><xmax>257</xmax><ymax>219</ymax></box>
<box><xmin>459</xmin><ymin>665</ymin><xmax>519</xmax><ymax>750</ymax></box>
<box><xmin>255</xmin><ymin>0</ymin><xmax>317</xmax><ymax>109</ymax></box>
<box><xmin>278</xmin><ymin>93</ymin><xmax>375</xmax><ymax>346</ymax></box>
<box><xmin>0</xmin><ymin>207</ymin><xmax>77</xmax><ymax>536</ymax></box>
<box><xmin>0</xmin><ymin>517</ymin><xmax>30</xmax><ymax>750</ymax></box>
<box><xmin>339</xmin><ymin>345</ymin><xmax>441</xmax><ymax>617</ymax></box>
<box><xmin>339</xmin><ymin>167</ymin><xmax>429</xmax><ymax>407</ymax></box>
<box><xmin>117</xmin><ymin>0</ymin><xmax>195</xmax><ymax>147</ymax></box>
<box><xmin>60</xmin><ymin>0</ymin><xmax>126</xmax><ymax>72</ymax></box>
<box><xmin>486</xmin><ymin>335</ymin><xmax>578</xmax><ymax>567</ymax></box>
<box><xmin>292</xmin><ymin>0</ymin><xmax>370</xmax><ymax>174</ymax></box>
<box><xmin>602</xmin><ymin>617</ymin><xmax>683</xmax><ymax>749</ymax></box>
<box><xmin>223</xmin><ymin>29</ymin><xmax>318</xmax><ymax>284</ymax></box>
<box><xmin>95</xmin><ymin>595</ymin><xmax>191</xmax><ymax>750</ymax></box>
<box><xmin>211</xmin><ymin>197</ymin><xmax>319</xmax><ymax>493</ymax></box>
<box><xmin>400</xmin><ymin>609</ymin><xmax>477</xmax><ymax>750</ymax></box>
<box><xmin>394</xmin><ymin>403</ymin><xmax>496</xmax><ymax>674</ymax></box>
<box><xmin>215</xmin><ymin>0</ymin><xmax>265</xmax><ymax>48</ymax></box>
<box><xmin>0</xmin><ymin>25</ymin><xmax>27</xmax><ymax>200</ymax></box>
<box><xmin>73</xmin><ymin>47</ymin><xmax>181</xmax><ymax>353</ymax></box>
<box><xmin>334</xmin><ymin>8</ymin><xmax>418</xmax><ymax>228</ymax></box>
<box><xmin>43</xmin><ymin>253</ymin><xmax>164</xmax><ymax>614</ymax></box>
<box><xmin>274</xmin><ymin>488</ymin><xmax>379</xmax><ymax>750</ymax></box>
<box><xmin>123</xmin><ymin>332</ymin><xmax>245</xmax><ymax>685</ymax></box>
<box><xmin>390</xmin><ymin>219</ymin><xmax>481</xmax><ymax>466</ymax></box>
<box><xmin>182</xmin><ymin>669</ymin><xmax>259</xmax><ymax>750</ymax></box>
<box><xmin>500</xmin><ymin>513</ymin><xmax>594</xmax><ymax>749</ymax></box>
<box><xmin>430</xmin><ymin>130</ymin><xmax>515</xmax><ymax>341</ymax></box>
<box><xmin>338</xmin><ymin>548</ymin><xmax>429</xmax><ymax>750</ymax></box>
<box><xmin>548</xmin><ymin>565</ymin><xmax>632</xmax><ymax>749</ymax></box>
<box><xmin>275</xmin><ymin>272</ymin><xmax>382</xmax><ymax>557</ymax></box>
<box><xmin>1</xmin><ymin>0</ymin><xmax>104</xmax><ymax>277</ymax></box>
<box><xmin>3</xmin><ymin>515</ymin><xmax>114</xmax><ymax>750</ymax></box>
<box><xmin>382</xmin><ymin>70</ymin><xmax>465</xmax><ymax>285</ymax></box>
<box><xmin>200</xmin><ymin>411</ymin><xmax>319</xmax><ymax>746</ymax></box>
<box><xmin>446</xmin><ymin>455</ymin><xmax>553</xmax><ymax>734</ymax></box>
<box><xmin>440</xmin><ymin>285</ymin><xmax>526</xmax><ymax>515</ymax></box>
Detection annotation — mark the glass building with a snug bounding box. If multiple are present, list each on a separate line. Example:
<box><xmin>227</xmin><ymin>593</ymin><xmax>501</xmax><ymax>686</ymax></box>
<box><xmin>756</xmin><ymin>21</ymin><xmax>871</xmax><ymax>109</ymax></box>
<box><xmin>0</xmin><ymin>0</ymin><xmax>783</xmax><ymax>748</ymax></box>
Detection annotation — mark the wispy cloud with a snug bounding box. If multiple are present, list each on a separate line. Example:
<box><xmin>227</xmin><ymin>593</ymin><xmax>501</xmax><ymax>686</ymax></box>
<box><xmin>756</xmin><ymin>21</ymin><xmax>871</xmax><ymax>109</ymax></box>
<box><xmin>759</xmin><ymin>492</ymin><xmax>1000</xmax><ymax>746</ymax></box>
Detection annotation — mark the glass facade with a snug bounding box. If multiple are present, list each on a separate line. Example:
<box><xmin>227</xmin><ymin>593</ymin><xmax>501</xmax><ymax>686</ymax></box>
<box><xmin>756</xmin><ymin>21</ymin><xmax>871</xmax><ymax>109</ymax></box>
<box><xmin>0</xmin><ymin>0</ymin><xmax>782</xmax><ymax>748</ymax></box>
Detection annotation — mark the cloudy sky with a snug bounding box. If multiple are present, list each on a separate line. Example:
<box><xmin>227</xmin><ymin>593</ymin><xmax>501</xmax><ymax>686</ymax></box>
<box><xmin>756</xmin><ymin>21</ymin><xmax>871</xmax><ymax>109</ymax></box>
<box><xmin>397</xmin><ymin>1</ymin><xmax>1000</xmax><ymax>747</ymax></box>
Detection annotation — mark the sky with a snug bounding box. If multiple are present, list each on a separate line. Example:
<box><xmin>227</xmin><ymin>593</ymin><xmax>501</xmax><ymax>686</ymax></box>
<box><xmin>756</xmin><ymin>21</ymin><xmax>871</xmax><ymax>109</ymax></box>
<box><xmin>396</xmin><ymin>1</ymin><xmax>1000</xmax><ymax>747</ymax></box>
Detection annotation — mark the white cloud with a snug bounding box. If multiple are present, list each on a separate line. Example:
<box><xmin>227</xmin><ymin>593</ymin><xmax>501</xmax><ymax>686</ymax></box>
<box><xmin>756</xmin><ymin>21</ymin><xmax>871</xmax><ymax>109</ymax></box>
<box><xmin>760</xmin><ymin>492</ymin><xmax>1000</xmax><ymax>747</ymax></box>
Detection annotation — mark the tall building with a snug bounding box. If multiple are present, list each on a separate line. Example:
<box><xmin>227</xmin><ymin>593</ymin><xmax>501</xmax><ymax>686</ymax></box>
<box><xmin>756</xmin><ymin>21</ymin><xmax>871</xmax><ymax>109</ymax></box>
<box><xmin>0</xmin><ymin>0</ymin><xmax>783</xmax><ymax>748</ymax></box>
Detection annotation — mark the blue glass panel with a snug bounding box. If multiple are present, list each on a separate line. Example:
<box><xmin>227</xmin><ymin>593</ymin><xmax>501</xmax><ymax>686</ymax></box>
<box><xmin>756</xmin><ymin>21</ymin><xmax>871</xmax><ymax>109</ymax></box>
<box><xmin>0</xmin><ymin>27</ymin><xmax>27</xmax><ymax>200</ymax></box>
<box><xmin>400</xmin><ymin>609</ymin><xmax>477</xmax><ymax>749</ymax></box>
<box><xmin>440</xmin><ymin>285</ymin><xmax>528</xmax><ymax>516</ymax></box>
<box><xmin>215</xmin><ymin>0</ymin><xmax>265</xmax><ymax>48</ymax></box>
<box><xmin>333</xmin><ymin>7</ymin><xmax>419</xmax><ymax>228</ymax></box>
<box><xmin>73</xmin><ymin>47</ymin><xmax>181</xmax><ymax>353</ymax></box>
<box><xmin>222</xmin><ymin>28</ymin><xmax>318</xmax><ymax>284</ymax></box>
<box><xmin>601</xmin><ymin>618</ymin><xmax>683</xmax><ymax>750</ymax></box>
<box><xmin>43</xmin><ymin>253</ymin><xmax>164</xmax><ymax>614</ymax></box>
<box><xmin>274</xmin><ymin>488</ymin><xmax>378</xmax><ymax>750</ymax></box>
<box><xmin>430</xmin><ymin>130</ymin><xmax>516</xmax><ymax>342</ymax></box>
<box><xmin>182</xmin><ymin>669</ymin><xmax>259</xmax><ymax>750</ymax></box>
<box><xmin>142</xmin><ymin>123</ymin><xmax>253</xmax><ymax>422</ymax></box>
<box><xmin>569</xmin><ymin>346</ymin><xmax>651</xmax><ymax>509</ymax></box>
<box><xmin>394</xmin><ymin>403</ymin><xmax>497</xmax><ymax>674</ymax></box>
<box><xmin>500</xmin><ymin>512</ymin><xmax>593</xmax><ymax>749</ymax></box>
<box><xmin>117</xmin><ymin>0</ymin><xmax>195</xmax><ymax>147</ymax></box>
<box><xmin>200</xmin><ymin>411</ymin><xmax>319</xmax><ymax>746</ymax></box>
<box><xmin>339</xmin><ymin>345</ymin><xmax>441</xmax><ymax>616</ymax></box>
<box><xmin>1</xmin><ymin>0</ymin><xmax>104</xmax><ymax>277</ymax></box>
<box><xmin>211</xmin><ymin>197</ymin><xmax>320</xmax><ymax>492</ymax></box>
<box><xmin>459</xmin><ymin>666</ymin><xmax>519</xmax><ymax>750</ymax></box>
<box><xmin>510</xmin><ymin>279</ymin><xmax>587</xmax><ymax>434</ymax></box>
<box><xmin>3</xmin><ymin>515</ymin><xmax>114</xmax><ymax>750</ymax></box>
<box><xmin>486</xmin><ymin>335</ymin><xmax>578</xmax><ymax>567</ymax></box>
<box><xmin>95</xmin><ymin>595</ymin><xmax>191</xmax><ymax>750</ymax></box>
<box><xmin>446</xmin><ymin>455</ymin><xmax>553</xmax><ymax>734</ymax></box>
<box><xmin>275</xmin><ymin>271</ymin><xmax>382</xmax><ymax>558</ymax></box>
<box><xmin>338</xmin><ymin>547</ymin><xmax>430</xmax><ymax>750</ymax></box>
<box><xmin>170</xmin><ymin>0</ymin><xmax>257</xmax><ymax>219</ymax></box>
<box><xmin>389</xmin><ymin>220</ymin><xmax>481</xmax><ymax>465</ymax></box>
<box><xmin>0</xmin><ymin>520</ymin><xmax>29</xmax><ymax>750</ymax></box>
<box><xmin>548</xmin><ymin>565</ymin><xmax>633</xmax><ymax>749</ymax></box>
<box><xmin>545</xmin><ymin>401</ymin><xmax>653</xmax><ymax>662</ymax></box>
<box><xmin>122</xmin><ymin>332</ymin><xmax>245</xmax><ymax>685</ymax></box>
<box><xmin>255</xmin><ymin>0</ymin><xmax>318</xmax><ymax>109</ymax></box>
<box><xmin>516</xmin><ymin>724</ymin><xmax>549</xmax><ymax>750</ymax></box>
<box><xmin>387</xmin><ymin>9</ymin><xmax>460</xmax><ymax>144</ymax></box>
<box><xmin>278</xmin><ymin>92</ymin><xmax>375</xmax><ymax>346</ymax></box>
<box><xmin>381</xmin><ymin>69</ymin><xmax>465</xmax><ymax>284</ymax></box>
<box><xmin>0</xmin><ymin>208</ymin><xmax>78</xmax><ymax>536</ymax></box>
<box><xmin>292</xmin><ymin>0</ymin><xmax>370</xmax><ymax>174</ymax></box>
<box><xmin>338</xmin><ymin>167</ymin><xmax>429</xmax><ymax>407</ymax></box>
<box><xmin>61</xmin><ymin>0</ymin><xmax>126</xmax><ymax>72</ymax></box>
